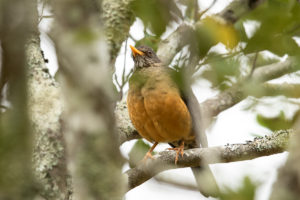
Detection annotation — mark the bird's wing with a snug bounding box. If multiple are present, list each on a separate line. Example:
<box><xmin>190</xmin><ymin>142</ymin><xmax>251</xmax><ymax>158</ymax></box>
<box><xmin>180</xmin><ymin>87</ymin><xmax>208</xmax><ymax>148</ymax></box>
<box><xmin>169</xmin><ymin>68</ymin><xmax>220</xmax><ymax>197</ymax></box>
<box><xmin>166</xmin><ymin>67</ymin><xmax>206</xmax><ymax>147</ymax></box>
<box><xmin>141</xmin><ymin>67</ymin><xmax>192</xmax><ymax>143</ymax></box>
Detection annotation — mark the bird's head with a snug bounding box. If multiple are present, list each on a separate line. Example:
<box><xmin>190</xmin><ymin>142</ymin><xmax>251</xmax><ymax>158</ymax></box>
<box><xmin>130</xmin><ymin>45</ymin><xmax>161</xmax><ymax>69</ymax></box>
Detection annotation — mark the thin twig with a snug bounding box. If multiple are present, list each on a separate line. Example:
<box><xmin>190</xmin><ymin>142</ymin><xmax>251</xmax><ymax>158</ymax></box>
<box><xmin>198</xmin><ymin>0</ymin><xmax>218</xmax><ymax>20</ymax></box>
<box><xmin>129</xmin><ymin>34</ymin><xmax>137</xmax><ymax>42</ymax></box>
<box><xmin>115</xmin><ymin>39</ymin><xmax>134</xmax><ymax>100</ymax></box>
<box><xmin>38</xmin><ymin>2</ymin><xmax>46</xmax><ymax>24</ymax></box>
<box><xmin>248</xmin><ymin>52</ymin><xmax>258</xmax><ymax>78</ymax></box>
<box><xmin>286</xmin><ymin>23</ymin><xmax>300</xmax><ymax>35</ymax></box>
<box><xmin>194</xmin><ymin>0</ymin><xmax>199</xmax><ymax>21</ymax></box>
<box><xmin>193</xmin><ymin>50</ymin><xmax>243</xmax><ymax>73</ymax></box>
<box><xmin>122</xmin><ymin>39</ymin><xmax>128</xmax><ymax>85</ymax></box>
<box><xmin>114</xmin><ymin>74</ymin><xmax>122</xmax><ymax>89</ymax></box>
<box><xmin>154</xmin><ymin>175</ymin><xmax>198</xmax><ymax>191</ymax></box>
<box><xmin>0</xmin><ymin>104</ymin><xmax>7</xmax><ymax>108</ymax></box>
<box><xmin>40</xmin><ymin>15</ymin><xmax>54</xmax><ymax>19</ymax></box>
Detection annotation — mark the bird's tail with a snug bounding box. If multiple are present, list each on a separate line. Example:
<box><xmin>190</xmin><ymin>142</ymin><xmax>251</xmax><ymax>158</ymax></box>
<box><xmin>191</xmin><ymin>165</ymin><xmax>220</xmax><ymax>197</ymax></box>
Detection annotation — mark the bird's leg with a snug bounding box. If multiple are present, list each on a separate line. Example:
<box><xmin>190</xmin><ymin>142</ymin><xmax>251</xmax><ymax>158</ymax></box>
<box><xmin>142</xmin><ymin>142</ymin><xmax>158</xmax><ymax>161</ymax></box>
<box><xmin>167</xmin><ymin>141</ymin><xmax>185</xmax><ymax>164</ymax></box>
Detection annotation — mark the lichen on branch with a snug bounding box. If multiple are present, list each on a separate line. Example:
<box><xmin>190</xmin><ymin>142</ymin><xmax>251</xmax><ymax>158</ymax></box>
<box><xmin>125</xmin><ymin>129</ymin><xmax>292</xmax><ymax>190</ymax></box>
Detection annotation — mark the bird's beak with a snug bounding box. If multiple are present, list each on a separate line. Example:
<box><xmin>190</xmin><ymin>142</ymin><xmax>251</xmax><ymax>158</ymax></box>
<box><xmin>130</xmin><ymin>45</ymin><xmax>144</xmax><ymax>57</ymax></box>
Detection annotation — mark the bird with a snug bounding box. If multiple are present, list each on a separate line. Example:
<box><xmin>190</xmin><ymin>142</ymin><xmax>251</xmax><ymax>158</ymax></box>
<box><xmin>127</xmin><ymin>45</ymin><xmax>219</xmax><ymax>197</ymax></box>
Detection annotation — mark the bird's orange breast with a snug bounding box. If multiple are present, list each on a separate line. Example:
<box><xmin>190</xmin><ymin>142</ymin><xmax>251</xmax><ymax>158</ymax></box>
<box><xmin>127</xmin><ymin>67</ymin><xmax>192</xmax><ymax>143</ymax></box>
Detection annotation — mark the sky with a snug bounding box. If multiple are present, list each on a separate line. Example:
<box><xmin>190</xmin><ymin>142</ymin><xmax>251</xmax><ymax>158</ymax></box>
<box><xmin>38</xmin><ymin>1</ymin><xmax>299</xmax><ymax>200</ymax></box>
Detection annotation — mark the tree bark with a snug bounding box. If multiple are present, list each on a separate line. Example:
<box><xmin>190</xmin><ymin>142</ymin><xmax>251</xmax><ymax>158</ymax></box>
<box><xmin>0</xmin><ymin>0</ymin><xmax>37</xmax><ymax>199</ymax></box>
<box><xmin>102</xmin><ymin>0</ymin><xmax>135</xmax><ymax>63</ymax></box>
<box><xmin>27</xmin><ymin>35</ymin><xmax>71</xmax><ymax>200</ymax></box>
<box><xmin>126</xmin><ymin>129</ymin><xmax>291</xmax><ymax>190</ymax></box>
<box><xmin>51</xmin><ymin>0</ymin><xmax>125</xmax><ymax>199</ymax></box>
<box><xmin>219</xmin><ymin>0</ymin><xmax>266</xmax><ymax>23</ymax></box>
<box><xmin>270</xmin><ymin>118</ymin><xmax>300</xmax><ymax>200</ymax></box>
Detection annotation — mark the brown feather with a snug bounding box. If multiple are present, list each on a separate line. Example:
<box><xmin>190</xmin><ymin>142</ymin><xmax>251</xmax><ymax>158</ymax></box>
<box><xmin>127</xmin><ymin>66</ymin><xmax>192</xmax><ymax>143</ymax></box>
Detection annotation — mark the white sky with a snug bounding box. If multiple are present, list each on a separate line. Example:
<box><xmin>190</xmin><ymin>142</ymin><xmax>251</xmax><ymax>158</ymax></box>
<box><xmin>39</xmin><ymin>0</ymin><xmax>299</xmax><ymax>199</ymax></box>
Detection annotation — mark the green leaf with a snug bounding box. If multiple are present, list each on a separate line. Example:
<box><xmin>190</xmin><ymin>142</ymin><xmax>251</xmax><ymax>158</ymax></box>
<box><xmin>181</xmin><ymin>0</ymin><xmax>197</xmax><ymax>20</ymax></box>
<box><xmin>239</xmin><ymin>0</ymin><xmax>300</xmax><ymax>56</ymax></box>
<box><xmin>202</xmin><ymin>56</ymin><xmax>240</xmax><ymax>90</ymax></box>
<box><xmin>130</xmin><ymin>0</ymin><xmax>182</xmax><ymax>36</ymax></box>
<box><xmin>128</xmin><ymin>139</ymin><xmax>151</xmax><ymax>168</ymax></box>
<box><xmin>245</xmin><ymin>34</ymin><xmax>300</xmax><ymax>56</ymax></box>
<box><xmin>220</xmin><ymin>176</ymin><xmax>257</xmax><ymax>200</ymax></box>
<box><xmin>169</xmin><ymin>66</ymin><xmax>187</xmax><ymax>93</ymax></box>
<box><xmin>194</xmin><ymin>21</ymin><xmax>216</xmax><ymax>58</ymax></box>
<box><xmin>256</xmin><ymin>111</ymin><xmax>294</xmax><ymax>131</ymax></box>
<box><xmin>247</xmin><ymin>53</ymin><xmax>280</xmax><ymax>68</ymax></box>
<box><xmin>194</xmin><ymin>17</ymin><xmax>239</xmax><ymax>58</ymax></box>
<box><xmin>234</xmin><ymin>20</ymin><xmax>248</xmax><ymax>42</ymax></box>
<box><xmin>135</xmin><ymin>34</ymin><xmax>160</xmax><ymax>52</ymax></box>
<box><xmin>74</xmin><ymin>28</ymin><xmax>98</xmax><ymax>43</ymax></box>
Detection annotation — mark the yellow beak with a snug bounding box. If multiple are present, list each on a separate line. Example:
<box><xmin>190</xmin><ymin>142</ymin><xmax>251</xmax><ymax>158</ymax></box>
<box><xmin>130</xmin><ymin>45</ymin><xmax>144</xmax><ymax>57</ymax></box>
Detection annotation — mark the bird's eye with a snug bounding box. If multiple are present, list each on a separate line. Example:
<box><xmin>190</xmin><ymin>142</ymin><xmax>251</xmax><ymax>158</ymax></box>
<box><xmin>148</xmin><ymin>51</ymin><xmax>152</xmax><ymax>55</ymax></box>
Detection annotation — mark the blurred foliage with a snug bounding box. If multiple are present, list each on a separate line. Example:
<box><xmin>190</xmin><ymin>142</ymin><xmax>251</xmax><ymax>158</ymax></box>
<box><xmin>135</xmin><ymin>33</ymin><xmax>160</xmax><ymax>52</ymax></box>
<box><xmin>128</xmin><ymin>139</ymin><xmax>152</xmax><ymax>168</ymax></box>
<box><xmin>195</xmin><ymin>17</ymin><xmax>239</xmax><ymax>57</ymax></box>
<box><xmin>242</xmin><ymin>81</ymin><xmax>266</xmax><ymax>98</ymax></box>
<box><xmin>220</xmin><ymin>176</ymin><xmax>257</xmax><ymax>200</ymax></box>
<box><xmin>202</xmin><ymin>55</ymin><xmax>241</xmax><ymax>90</ymax></box>
<box><xmin>238</xmin><ymin>0</ymin><xmax>300</xmax><ymax>56</ymax></box>
<box><xmin>203</xmin><ymin>17</ymin><xmax>239</xmax><ymax>49</ymax></box>
<box><xmin>179</xmin><ymin>0</ymin><xmax>197</xmax><ymax>20</ymax></box>
<box><xmin>170</xmin><ymin>52</ymin><xmax>199</xmax><ymax>92</ymax></box>
<box><xmin>0</xmin><ymin>109</ymin><xmax>34</xmax><ymax>198</ymax></box>
<box><xmin>129</xmin><ymin>0</ymin><xmax>300</xmax><ymax>95</ymax></box>
<box><xmin>170</xmin><ymin>65</ymin><xmax>188</xmax><ymax>93</ymax></box>
<box><xmin>257</xmin><ymin>110</ymin><xmax>296</xmax><ymax>131</ymax></box>
<box><xmin>130</xmin><ymin>0</ymin><xmax>182</xmax><ymax>36</ymax></box>
<box><xmin>234</xmin><ymin>19</ymin><xmax>248</xmax><ymax>43</ymax></box>
<box><xmin>247</xmin><ymin>52</ymin><xmax>280</xmax><ymax>68</ymax></box>
<box><xmin>74</xmin><ymin>27</ymin><xmax>98</xmax><ymax>43</ymax></box>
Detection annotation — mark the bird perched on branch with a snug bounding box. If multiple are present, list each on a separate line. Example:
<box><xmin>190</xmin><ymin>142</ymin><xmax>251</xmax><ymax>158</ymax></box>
<box><xmin>127</xmin><ymin>45</ymin><xmax>219</xmax><ymax>197</ymax></box>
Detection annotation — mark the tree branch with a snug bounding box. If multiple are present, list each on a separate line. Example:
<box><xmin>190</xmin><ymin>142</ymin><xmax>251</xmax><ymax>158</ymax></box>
<box><xmin>125</xmin><ymin>129</ymin><xmax>292</xmax><ymax>191</ymax></box>
<box><xmin>252</xmin><ymin>58</ymin><xmax>295</xmax><ymax>82</ymax></box>
<box><xmin>201</xmin><ymin>58</ymin><xmax>297</xmax><ymax>120</ymax></box>
<box><xmin>157</xmin><ymin>23</ymin><xmax>193</xmax><ymax>65</ymax></box>
<box><xmin>219</xmin><ymin>0</ymin><xmax>266</xmax><ymax>23</ymax></box>
<box><xmin>116</xmin><ymin>99</ymin><xmax>141</xmax><ymax>145</ymax></box>
<box><xmin>155</xmin><ymin>0</ymin><xmax>267</xmax><ymax>66</ymax></box>
<box><xmin>249</xmin><ymin>83</ymin><xmax>300</xmax><ymax>98</ymax></box>
<box><xmin>154</xmin><ymin>175</ymin><xmax>198</xmax><ymax>191</ymax></box>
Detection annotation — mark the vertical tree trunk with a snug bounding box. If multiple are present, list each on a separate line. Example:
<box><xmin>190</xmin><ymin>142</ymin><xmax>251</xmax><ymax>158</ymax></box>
<box><xmin>0</xmin><ymin>0</ymin><xmax>37</xmax><ymax>199</ymax></box>
<box><xmin>27</xmin><ymin>35</ymin><xmax>71</xmax><ymax>200</ymax></box>
<box><xmin>270</xmin><ymin>116</ymin><xmax>300</xmax><ymax>200</ymax></box>
<box><xmin>101</xmin><ymin>0</ymin><xmax>135</xmax><ymax>63</ymax></box>
<box><xmin>51</xmin><ymin>0</ymin><xmax>125</xmax><ymax>199</ymax></box>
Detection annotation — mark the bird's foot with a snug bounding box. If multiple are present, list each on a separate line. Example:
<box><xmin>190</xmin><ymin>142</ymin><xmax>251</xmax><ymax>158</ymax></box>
<box><xmin>167</xmin><ymin>144</ymin><xmax>184</xmax><ymax>165</ymax></box>
<box><xmin>142</xmin><ymin>151</ymin><xmax>154</xmax><ymax>162</ymax></box>
<box><xmin>142</xmin><ymin>142</ymin><xmax>158</xmax><ymax>163</ymax></box>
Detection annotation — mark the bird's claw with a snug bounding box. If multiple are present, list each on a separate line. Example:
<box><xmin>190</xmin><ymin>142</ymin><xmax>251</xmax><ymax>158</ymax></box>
<box><xmin>167</xmin><ymin>146</ymin><xmax>184</xmax><ymax>165</ymax></box>
<box><xmin>142</xmin><ymin>151</ymin><xmax>154</xmax><ymax>162</ymax></box>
